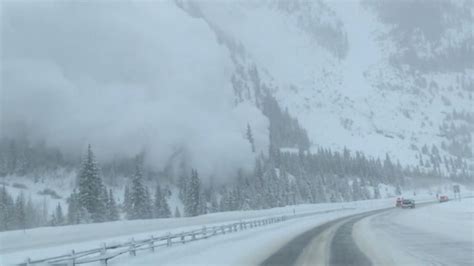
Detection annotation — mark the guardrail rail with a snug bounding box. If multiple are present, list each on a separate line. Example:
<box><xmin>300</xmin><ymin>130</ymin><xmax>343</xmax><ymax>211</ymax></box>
<box><xmin>17</xmin><ymin>208</ymin><xmax>353</xmax><ymax>266</ymax></box>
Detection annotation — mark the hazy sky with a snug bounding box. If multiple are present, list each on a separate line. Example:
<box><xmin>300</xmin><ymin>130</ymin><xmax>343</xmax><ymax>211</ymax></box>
<box><xmin>0</xmin><ymin>0</ymin><xmax>269</xmax><ymax>179</ymax></box>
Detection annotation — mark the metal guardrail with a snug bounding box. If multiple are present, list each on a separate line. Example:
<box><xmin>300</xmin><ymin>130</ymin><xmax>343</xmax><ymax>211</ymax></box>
<box><xmin>17</xmin><ymin>208</ymin><xmax>354</xmax><ymax>266</ymax></box>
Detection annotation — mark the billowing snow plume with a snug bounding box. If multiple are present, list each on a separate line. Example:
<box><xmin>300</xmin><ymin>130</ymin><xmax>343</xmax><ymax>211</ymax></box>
<box><xmin>0</xmin><ymin>0</ymin><xmax>269</xmax><ymax>178</ymax></box>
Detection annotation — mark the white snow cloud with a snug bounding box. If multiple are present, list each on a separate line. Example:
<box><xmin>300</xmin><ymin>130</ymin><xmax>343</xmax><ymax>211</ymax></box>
<box><xmin>0</xmin><ymin>0</ymin><xmax>268</xmax><ymax>180</ymax></box>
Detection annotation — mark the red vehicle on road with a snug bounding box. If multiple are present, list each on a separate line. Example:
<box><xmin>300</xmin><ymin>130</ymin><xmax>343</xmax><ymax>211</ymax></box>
<box><xmin>439</xmin><ymin>195</ymin><xmax>449</xmax><ymax>202</ymax></box>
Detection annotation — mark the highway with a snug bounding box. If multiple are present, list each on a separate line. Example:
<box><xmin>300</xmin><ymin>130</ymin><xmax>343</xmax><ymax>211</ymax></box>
<box><xmin>261</xmin><ymin>203</ymin><xmax>438</xmax><ymax>266</ymax></box>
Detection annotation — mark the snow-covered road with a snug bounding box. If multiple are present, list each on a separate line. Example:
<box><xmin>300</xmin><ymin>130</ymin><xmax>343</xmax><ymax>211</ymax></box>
<box><xmin>262</xmin><ymin>208</ymin><xmax>390</xmax><ymax>266</ymax></box>
<box><xmin>263</xmin><ymin>199</ymin><xmax>473</xmax><ymax>266</ymax></box>
<box><xmin>355</xmin><ymin>198</ymin><xmax>474</xmax><ymax>266</ymax></box>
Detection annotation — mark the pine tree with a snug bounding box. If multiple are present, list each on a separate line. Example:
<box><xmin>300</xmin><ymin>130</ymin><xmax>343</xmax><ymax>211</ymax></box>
<box><xmin>128</xmin><ymin>166</ymin><xmax>152</xmax><ymax>219</ymax></box>
<box><xmin>15</xmin><ymin>192</ymin><xmax>26</xmax><ymax>230</ymax></box>
<box><xmin>55</xmin><ymin>203</ymin><xmax>64</xmax><ymax>225</ymax></box>
<box><xmin>77</xmin><ymin>144</ymin><xmax>105</xmax><ymax>222</ymax></box>
<box><xmin>144</xmin><ymin>188</ymin><xmax>152</xmax><ymax>217</ymax></box>
<box><xmin>199</xmin><ymin>188</ymin><xmax>207</xmax><ymax>215</ymax></box>
<box><xmin>99</xmin><ymin>185</ymin><xmax>109</xmax><ymax>222</ymax></box>
<box><xmin>106</xmin><ymin>189</ymin><xmax>119</xmax><ymax>221</ymax></box>
<box><xmin>67</xmin><ymin>189</ymin><xmax>81</xmax><ymax>224</ymax></box>
<box><xmin>0</xmin><ymin>185</ymin><xmax>15</xmax><ymax>231</ymax></box>
<box><xmin>123</xmin><ymin>185</ymin><xmax>131</xmax><ymax>215</ymax></box>
<box><xmin>185</xmin><ymin>169</ymin><xmax>201</xmax><ymax>217</ymax></box>
<box><xmin>153</xmin><ymin>184</ymin><xmax>171</xmax><ymax>218</ymax></box>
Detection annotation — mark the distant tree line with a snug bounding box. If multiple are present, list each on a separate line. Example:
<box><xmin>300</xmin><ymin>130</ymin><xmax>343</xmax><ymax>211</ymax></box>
<box><xmin>0</xmin><ymin>186</ymin><xmax>66</xmax><ymax>231</ymax></box>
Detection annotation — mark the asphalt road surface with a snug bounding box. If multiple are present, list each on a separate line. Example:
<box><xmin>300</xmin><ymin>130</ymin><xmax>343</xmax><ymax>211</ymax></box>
<box><xmin>261</xmin><ymin>203</ymin><xmax>434</xmax><ymax>266</ymax></box>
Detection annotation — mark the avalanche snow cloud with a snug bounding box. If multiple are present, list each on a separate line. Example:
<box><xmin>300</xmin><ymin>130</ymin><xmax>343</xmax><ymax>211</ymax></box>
<box><xmin>0</xmin><ymin>0</ymin><xmax>268</xmax><ymax>178</ymax></box>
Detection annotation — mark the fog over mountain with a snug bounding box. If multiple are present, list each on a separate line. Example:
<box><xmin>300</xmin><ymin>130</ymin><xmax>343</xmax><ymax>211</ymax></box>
<box><xmin>1</xmin><ymin>0</ymin><xmax>472</xmax><ymax>179</ymax></box>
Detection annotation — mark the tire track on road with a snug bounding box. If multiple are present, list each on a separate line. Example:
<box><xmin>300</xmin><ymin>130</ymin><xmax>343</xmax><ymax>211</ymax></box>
<box><xmin>261</xmin><ymin>208</ymin><xmax>391</xmax><ymax>266</ymax></box>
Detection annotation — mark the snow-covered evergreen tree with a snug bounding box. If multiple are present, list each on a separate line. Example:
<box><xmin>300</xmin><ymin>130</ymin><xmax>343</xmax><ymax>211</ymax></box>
<box><xmin>185</xmin><ymin>169</ymin><xmax>201</xmax><ymax>217</ymax></box>
<box><xmin>77</xmin><ymin>144</ymin><xmax>105</xmax><ymax>222</ymax></box>
<box><xmin>106</xmin><ymin>189</ymin><xmax>119</xmax><ymax>221</ymax></box>
<box><xmin>0</xmin><ymin>185</ymin><xmax>15</xmax><ymax>231</ymax></box>
<box><xmin>15</xmin><ymin>192</ymin><xmax>26</xmax><ymax>230</ymax></box>
<box><xmin>67</xmin><ymin>189</ymin><xmax>82</xmax><ymax>224</ymax></box>
<box><xmin>199</xmin><ymin>188</ymin><xmax>207</xmax><ymax>215</ymax></box>
<box><xmin>128</xmin><ymin>165</ymin><xmax>152</xmax><ymax>219</ymax></box>
<box><xmin>123</xmin><ymin>185</ymin><xmax>131</xmax><ymax>215</ymax></box>
<box><xmin>98</xmin><ymin>185</ymin><xmax>109</xmax><ymax>222</ymax></box>
<box><xmin>54</xmin><ymin>203</ymin><xmax>64</xmax><ymax>225</ymax></box>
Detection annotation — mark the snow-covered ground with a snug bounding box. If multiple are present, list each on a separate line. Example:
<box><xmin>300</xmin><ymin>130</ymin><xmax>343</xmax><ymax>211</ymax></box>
<box><xmin>355</xmin><ymin>198</ymin><xmax>474</xmax><ymax>266</ymax></box>
<box><xmin>1</xmin><ymin>198</ymin><xmax>393</xmax><ymax>265</ymax></box>
<box><xmin>1</xmin><ymin>187</ymin><xmax>471</xmax><ymax>265</ymax></box>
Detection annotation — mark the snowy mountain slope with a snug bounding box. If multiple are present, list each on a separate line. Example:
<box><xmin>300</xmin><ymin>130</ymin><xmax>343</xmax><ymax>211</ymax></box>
<box><xmin>177</xmin><ymin>0</ymin><xmax>473</xmax><ymax>174</ymax></box>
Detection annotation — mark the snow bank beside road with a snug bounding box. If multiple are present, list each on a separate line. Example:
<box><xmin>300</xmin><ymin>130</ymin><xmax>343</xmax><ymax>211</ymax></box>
<box><xmin>1</xmin><ymin>199</ymin><xmax>393</xmax><ymax>265</ymax></box>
